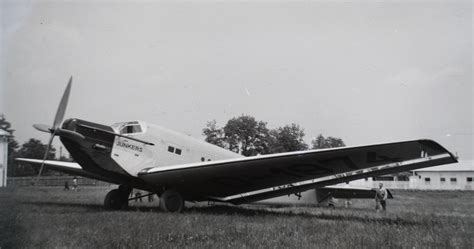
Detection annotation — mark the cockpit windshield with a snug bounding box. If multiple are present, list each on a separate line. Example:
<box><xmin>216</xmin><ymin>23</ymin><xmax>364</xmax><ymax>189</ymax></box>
<box><xmin>120</xmin><ymin>125</ymin><xmax>142</xmax><ymax>134</ymax></box>
<box><xmin>111</xmin><ymin>121</ymin><xmax>146</xmax><ymax>135</ymax></box>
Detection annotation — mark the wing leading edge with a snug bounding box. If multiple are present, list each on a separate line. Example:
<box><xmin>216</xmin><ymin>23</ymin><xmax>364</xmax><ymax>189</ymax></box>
<box><xmin>138</xmin><ymin>139</ymin><xmax>457</xmax><ymax>204</ymax></box>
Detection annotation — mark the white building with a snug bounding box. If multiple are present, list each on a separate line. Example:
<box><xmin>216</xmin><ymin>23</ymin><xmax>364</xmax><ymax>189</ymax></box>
<box><xmin>413</xmin><ymin>161</ymin><xmax>473</xmax><ymax>190</ymax></box>
<box><xmin>343</xmin><ymin>160</ymin><xmax>474</xmax><ymax>191</ymax></box>
<box><xmin>0</xmin><ymin>129</ymin><xmax>10</xmax><ymax>187</ymax></box>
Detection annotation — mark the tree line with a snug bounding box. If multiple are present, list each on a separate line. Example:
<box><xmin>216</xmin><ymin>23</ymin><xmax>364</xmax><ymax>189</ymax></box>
<box><xmin>1</xmin><ymin>115</ymin><xmax>69</xmax><ymax>176</ymax></box>
<box><xmin>203</xmin><ymin>114</ymin><xmax>345</xmax><ymax>156</ymax></box>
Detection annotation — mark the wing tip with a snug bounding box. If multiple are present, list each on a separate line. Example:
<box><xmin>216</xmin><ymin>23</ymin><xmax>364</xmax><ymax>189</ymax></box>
<box><xmin>417</xmin><ymin>139</ymin><xmax>458</xmax><ymax>163</ymax></box>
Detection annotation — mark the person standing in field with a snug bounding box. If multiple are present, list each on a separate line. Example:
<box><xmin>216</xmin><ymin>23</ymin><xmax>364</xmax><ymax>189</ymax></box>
<box><xmin>134</xmin><ymin>190</ymin><xmax>143</xmax><ymax>202</ymax></box>
<box><xmin>375</xmin><ymin>183</ymin><xmax>388</xmax><ymax>211</ymax></box>
<box><xmin>72</xmin><ymin>176</ymin><xmax>78</xmax><ymax>191</ymax></box>
<box><xmin>328</xmin><ymin>196</ymin><xmax>336</xmax><ymax>208</ymax></box>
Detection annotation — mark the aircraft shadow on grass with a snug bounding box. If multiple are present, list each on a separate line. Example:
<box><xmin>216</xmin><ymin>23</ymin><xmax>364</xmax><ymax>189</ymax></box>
<box><xmin>22</xmin><ymin>200</ymin><xmax>421</xmax><ymax>226</ymax></box>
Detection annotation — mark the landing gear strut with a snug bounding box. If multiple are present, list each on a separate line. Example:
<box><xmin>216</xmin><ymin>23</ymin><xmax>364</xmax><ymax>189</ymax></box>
<box><xmin>159</xmin><ymin>190</ymin><xmax>184</xmax><ymax>213</ymax></box>
<box><xmin>104</xmin><ymin>185</ymin><xmax>131</xmax><ymax>210</ymax></box>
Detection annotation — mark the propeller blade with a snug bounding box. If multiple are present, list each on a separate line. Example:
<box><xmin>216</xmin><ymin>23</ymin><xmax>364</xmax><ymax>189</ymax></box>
<box><xmin>52</xmin><ymin>76</ymin><xmax>72</xmax><ymax>130</ymax></box>
<box><xmin>34</xmin><ymin>77</ymin><xmax>73</xmax><ymax>185</ymax></box>
<box><xmin>36</xmin><ymin>132</ymin><xmax>55</xmax><ymax>185</ymax></box>
<box><xmin>33</xmin><ymin>124</ymin><xmax>52</xmax><ymax>133</ymax></box>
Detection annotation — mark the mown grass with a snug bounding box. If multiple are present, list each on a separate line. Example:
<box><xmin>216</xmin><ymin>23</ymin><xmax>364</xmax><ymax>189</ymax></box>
<box><xmin>1</xmin><ymin>186</ymin><xmax>473</xmax><ymax>248</ymax></box>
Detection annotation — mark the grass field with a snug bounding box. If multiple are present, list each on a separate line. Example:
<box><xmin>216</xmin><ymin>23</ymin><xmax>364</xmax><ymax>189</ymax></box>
<box><xmin>1</xmin><ymin>186</ymin><xmax>473</xmax><ymax>249</ymax></box>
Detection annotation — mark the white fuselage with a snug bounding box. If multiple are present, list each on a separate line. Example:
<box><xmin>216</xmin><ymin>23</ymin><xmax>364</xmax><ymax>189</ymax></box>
<box><xmin>110</xmin><ymin>122</ymin><xmax>242</xmax><ymax>176</ymax></box>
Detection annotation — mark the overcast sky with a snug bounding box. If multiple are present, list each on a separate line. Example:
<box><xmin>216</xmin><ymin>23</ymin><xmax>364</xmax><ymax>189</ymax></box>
<box><xmin>1</xmin><ymin>0</ymin><xmax>472</xmax><ymax>159</ymax></box>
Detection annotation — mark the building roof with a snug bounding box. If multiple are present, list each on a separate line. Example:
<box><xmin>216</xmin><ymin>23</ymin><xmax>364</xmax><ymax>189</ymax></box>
<box><xmin>414</xmin><ymin>160</ymin><xmax>474</xmax><ymax>172</ymax></box>
<box><xmin>0</xmin><ymin>129</ymin><xmax>11</xmax><ymax>137</ymax></box>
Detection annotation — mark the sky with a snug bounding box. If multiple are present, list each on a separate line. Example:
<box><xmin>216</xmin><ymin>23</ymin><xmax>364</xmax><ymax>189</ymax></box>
<box><xmin>1</xmin><ymin>0</ymin><xmax>472</xmax><ymax>159</ymax></box>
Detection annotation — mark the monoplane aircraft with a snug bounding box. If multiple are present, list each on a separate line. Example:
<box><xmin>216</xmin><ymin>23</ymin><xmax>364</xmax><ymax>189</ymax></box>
<box><xmin>17</xmin><ymin>77</ymin><xmax>457</xmax><ymax>212</ymax></box>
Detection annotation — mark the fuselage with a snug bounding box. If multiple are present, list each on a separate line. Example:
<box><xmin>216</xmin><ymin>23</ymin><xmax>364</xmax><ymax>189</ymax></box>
<box><xmin>113</xmin><ymin>121</ymin><xmax>241</xmax><ymax>172</ymax></box>
<box><xmin>60</xmin><ymin>118</ymin><xmax>241</xmax><ymax>189</ymax></box>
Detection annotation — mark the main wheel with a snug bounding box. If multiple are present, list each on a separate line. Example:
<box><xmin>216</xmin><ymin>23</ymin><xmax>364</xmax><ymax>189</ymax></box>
<box><xmin>104</xmin><ymin>189</ymin><xmax>128</xmax><ymax>210</ymax></box>
<box><xmin>159</xmin><ymin>190</ymin><xmax>184</xmax><ymax>212</ymax></box>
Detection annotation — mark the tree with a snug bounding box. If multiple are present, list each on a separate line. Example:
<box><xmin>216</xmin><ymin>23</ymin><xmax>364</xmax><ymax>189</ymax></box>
<box><xmin>325</xmin><ymin>136</ymin><xmax>345</xmax><ymax>148</ymax></box>
<box><xmin>0</xmin><ymin>114</ymin><xmax>14</xmax><ymax>134</ymax></box>
<box><xmin>311</xmin><ymin>134</ymin><xmax>345</xmax><ymax>149</ymax></box>
<box><xmin>203</xmin><ymin>116</ymin><xmax>310</xmax><ymax>155</ymax></box>
<box><xmin>223</xmin><ymin>115</ymin><xmax>272</xmax><ymax>156</ymax></box>
<box><xmin>202</xmin><ymin>120</ymin><xmax>225</xmax><ymax>148</ymax></box>
<box><xmin>202</xmin><ymin>115</ymin><xmax>345</xmax><ymax>156</ymax></box>
<box><xmin>16</xmin><ymin>139</ymin><xmax>56</xmax><ymax>176</ymax></box>
<box><xmin>0</xmin><ymin>115</ymin><xmax>20</xmax><ymax>176</ymax></box>
<box><xmin>270</xmin><ymin>124</ymin><xmax>308</xmax><ymax>153</ymax></box>
<box><xmin>312</xmin><ymin>134</ymin><xmax>327</xmax><ymax>149</ymax></box>
<box><xmin>246</xmin><ymin>120</ymin><xmax>273</xmax><ymax>156</ymax></box>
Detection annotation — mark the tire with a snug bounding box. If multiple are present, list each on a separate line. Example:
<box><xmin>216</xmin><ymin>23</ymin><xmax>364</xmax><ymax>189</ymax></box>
<box><xmin>104</xmin><ymin>189</ymin><xmax>128</xmax><ymax>210</ymax></box>
<box><xmin>159</xmin><ymin>190</ymin><xmax>184</xmax><ymax>213</ymax></box>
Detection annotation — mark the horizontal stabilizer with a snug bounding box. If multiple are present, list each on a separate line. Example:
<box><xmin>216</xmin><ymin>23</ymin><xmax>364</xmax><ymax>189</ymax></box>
<box><xmin>316</xmin><ymin>186</ymin><xmax>393</xmax><ymax>204</ymax></box>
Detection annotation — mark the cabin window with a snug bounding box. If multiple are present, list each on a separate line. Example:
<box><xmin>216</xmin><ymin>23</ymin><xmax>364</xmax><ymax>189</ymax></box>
<box><xmin>424</xmin><ymin>177</ymin><xmax>430</xmax><ymax>182</ymax></box>
<box><xmin>201</xmin><ymin>157</ymin><xmax>205</xmax><ymax>162</ymax></box>
<box><xmin>467</xmin><ymin>177</ymin><xmax>473</xmax><ymax>183</ymax></box>
<box><xmin>450</xmin><ymin>178</ymin><xmax>457</xmax><ymax>183</ymax></box>
<box><xmin>440</xmin><ymin>177</ymin><xmax>446</xmax><ymax>182</ymax></box>
<box><xmin>120</xmin><ymin>125</ymin><xmax>142</xmax><ymax>134</ymax></box>
<box><xmin>167</xmin><ymin>146</ymin><xmax>182</xmax><ymax>155</ymax></box>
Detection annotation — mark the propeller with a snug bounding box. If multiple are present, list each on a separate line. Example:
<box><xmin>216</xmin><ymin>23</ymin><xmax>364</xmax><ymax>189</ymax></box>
<box><xmin>33</xmin><ymin>76</ymin><xmax>73</xmax><ymax>184</ymax></box>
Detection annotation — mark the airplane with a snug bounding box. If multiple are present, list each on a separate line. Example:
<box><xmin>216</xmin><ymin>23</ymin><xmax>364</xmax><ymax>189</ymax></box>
<box><xmin>17</xmin><ymin>77</ymin><xmax>458</xmax><ymax>212</ymax></box>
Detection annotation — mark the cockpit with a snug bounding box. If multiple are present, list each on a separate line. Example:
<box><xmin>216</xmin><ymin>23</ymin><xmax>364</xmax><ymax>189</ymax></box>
<box><xmin>111</xmin><ymin>121</ymin><xmax>147</xmax><ymax>135</ymax></box>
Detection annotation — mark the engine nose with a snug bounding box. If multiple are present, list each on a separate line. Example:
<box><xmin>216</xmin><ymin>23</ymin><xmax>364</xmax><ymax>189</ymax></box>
<box><xmin>59</xmin><ymin>119</ymin><xmax>132</xmax><ymax>177</ymax></box>
<box><xmin>61</xmin><ymin>118</ymin><xmax>77</xmax><ymax>130</ymax></box>
<box><xmin>62</xmin><ymin>119</ymin><xmax>116</xmax><ymax>145</ymax></box>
